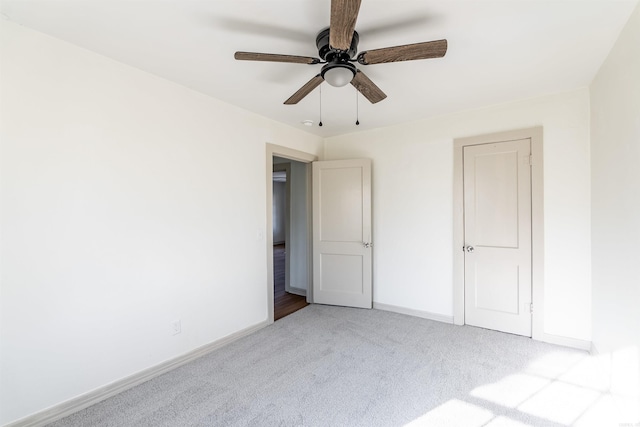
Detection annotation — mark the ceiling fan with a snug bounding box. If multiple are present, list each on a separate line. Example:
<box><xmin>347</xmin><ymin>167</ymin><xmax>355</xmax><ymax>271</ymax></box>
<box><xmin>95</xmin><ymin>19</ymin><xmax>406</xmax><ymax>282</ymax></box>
<box><xmin>234</xmin><ymin>0</ymin><xmax>447</xmax><ymax>105</ymax></box>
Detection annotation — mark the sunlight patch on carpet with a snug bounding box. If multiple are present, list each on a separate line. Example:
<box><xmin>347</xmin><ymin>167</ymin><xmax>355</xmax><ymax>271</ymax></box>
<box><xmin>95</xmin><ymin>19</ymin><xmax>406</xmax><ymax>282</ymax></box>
<box><xmin>404</xmin><ymin>399</ymin><xmax>493</xmax><ymax>427</ymax></box>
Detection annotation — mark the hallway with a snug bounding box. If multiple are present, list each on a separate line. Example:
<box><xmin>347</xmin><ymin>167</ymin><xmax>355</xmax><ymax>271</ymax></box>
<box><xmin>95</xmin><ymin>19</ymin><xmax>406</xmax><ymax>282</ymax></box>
<box><xmin>273</xmin><ymin>244</ymin><xmax>308</xmax><ymax>320</ymax></box>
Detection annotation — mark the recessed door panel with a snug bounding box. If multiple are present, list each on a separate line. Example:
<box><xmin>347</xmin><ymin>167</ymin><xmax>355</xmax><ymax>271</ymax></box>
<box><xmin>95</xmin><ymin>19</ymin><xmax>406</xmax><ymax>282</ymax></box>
<box><xmin>473</xmin><ymin>151</ymin><xmax>519</xmax><ymax>248</ymax></box>
<box><xmin>320</xmin><ymin>254</ymin><xmax>363</xmax><ymax>294</ymax></box>
<box><xmin>474</xmin><ymin>252</ymin><xmax>520</xmax><ymax>314</ymax></box>
<box><xmin>318</xmin><ymin>167</ymin><xmax>363</xmax><ymax>243</ymax></box>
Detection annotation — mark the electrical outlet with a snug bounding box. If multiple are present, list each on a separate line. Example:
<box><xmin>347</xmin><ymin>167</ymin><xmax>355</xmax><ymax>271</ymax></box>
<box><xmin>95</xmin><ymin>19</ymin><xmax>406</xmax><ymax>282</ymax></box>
<box><xmin>171</xmin><ymin>319</ymin><xmax>181</xmax><ymax>335</ymax></box>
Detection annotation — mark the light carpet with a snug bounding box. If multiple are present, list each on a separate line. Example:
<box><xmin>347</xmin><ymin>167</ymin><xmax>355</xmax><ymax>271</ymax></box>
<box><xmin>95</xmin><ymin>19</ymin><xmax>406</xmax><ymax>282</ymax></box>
<box><xmin>49</xmin><ymin>305</ymin><xmax>626</xmax><ymax>426</ymax></box>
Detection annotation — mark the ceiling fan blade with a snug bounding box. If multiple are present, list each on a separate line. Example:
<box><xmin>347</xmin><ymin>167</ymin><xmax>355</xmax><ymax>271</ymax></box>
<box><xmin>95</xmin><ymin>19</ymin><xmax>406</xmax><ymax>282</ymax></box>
<box><xmin>284</xmin><ymin>75</ymin><xmax>324</xmax><ymax>105</ymax></box>
<box><xmin>235</xmin><ymin>52</ymin><xmax>320</xmax><ymax>64</ymax></box>
<box><xmin>350</xmin><ymin>70</ymin><xmax>387</xmax><ymax>104</ymax></box>
<box><xmin>357</xmin><ymin>39</ymin><xmax>448</xmax><ymax>65</ymax></box>
<box><xmin>330</xmin><ymin>0</ymin><xmax>362</xmax><ymax>51</ymax></box>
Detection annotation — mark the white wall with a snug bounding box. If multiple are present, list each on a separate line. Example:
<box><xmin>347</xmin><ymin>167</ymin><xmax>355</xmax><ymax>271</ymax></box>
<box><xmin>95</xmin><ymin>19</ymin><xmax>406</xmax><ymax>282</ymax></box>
<box><xmin>324</xmin><ymin>88</ymin><xmax>592</xmax><ymax>343</ymax></box>
<box><xmin>0</xmin><ymin>20</ymin><xmax>322</xmax><ymax>425</ymax></box>
<box><xmin>288</xmin><ymin>161</ymin><xmax>309</xmax><ymax>293</ymax></box>
<box><xmin>590</xmin><ymin>2</ymin><xmax>640</xmax><ymax>409</ymax></box>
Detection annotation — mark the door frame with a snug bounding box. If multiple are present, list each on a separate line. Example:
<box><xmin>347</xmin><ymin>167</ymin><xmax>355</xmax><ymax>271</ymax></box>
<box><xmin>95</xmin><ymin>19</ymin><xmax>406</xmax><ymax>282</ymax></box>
<box><xmin>453</xmin><ymin>127</ymin><xmax>544</xmax><ymax>340</ymax></box>
<box><xmin>266</xmin><ymin>144</ymin><xmax>317</xmax><ymax>324</ymax></box>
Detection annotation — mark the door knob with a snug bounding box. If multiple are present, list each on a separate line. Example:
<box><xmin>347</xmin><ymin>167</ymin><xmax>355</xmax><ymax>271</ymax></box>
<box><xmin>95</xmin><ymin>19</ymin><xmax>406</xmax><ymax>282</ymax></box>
<box><xmin>466</xmin><ymin>246</ymin><xmax>474</xmax><ymax>253</ymax></box>
<box><xmin>363</xmin><ymin>242</ymin><xmax>373</xmax><ymax>248</ymax></box>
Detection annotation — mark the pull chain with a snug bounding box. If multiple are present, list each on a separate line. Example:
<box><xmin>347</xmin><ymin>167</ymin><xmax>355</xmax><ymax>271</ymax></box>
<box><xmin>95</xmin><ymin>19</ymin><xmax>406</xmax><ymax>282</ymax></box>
<box><xmin>355</xmin><ymin>89</ymin><xmax>360</xmax><ymax>125</ymax></box>
<box><xmin>318</xmin><ymin>85</ymin><xmax>323</xmax><ymax>127</ymax></box>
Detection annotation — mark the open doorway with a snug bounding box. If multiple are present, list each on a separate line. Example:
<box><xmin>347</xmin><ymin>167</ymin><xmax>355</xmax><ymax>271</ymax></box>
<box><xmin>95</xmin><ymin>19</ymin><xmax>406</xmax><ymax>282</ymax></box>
<box><xmin>265</xmin><ymin>144</ymin><xmax>317</xmax><ymax>324</ymax></box>
<box><xmin>272</xmin><ymin>157</ymin><xmax>310</xmax><ymax>320</ymax></box>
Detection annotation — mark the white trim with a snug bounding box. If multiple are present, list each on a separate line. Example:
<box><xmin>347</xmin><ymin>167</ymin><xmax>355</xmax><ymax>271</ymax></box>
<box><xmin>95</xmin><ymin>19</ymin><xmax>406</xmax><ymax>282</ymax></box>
<box><xmin>265</xmin><ymin>144</ymin><xmax>317</xmax><ymax>322</ymax></box>
<box><xmin>305</xmin><ymin>159</ymin><xmax>314</xmax><ymax>304</ymax></box>
<box><xmin>453</xmin><ymin>127</ymin><xmax>544</xmax><ymax>339</ymax></box>
<box><xmin>590</xmin><ymin>342</ymin><xmax>600</xmax><ymax>356</ymax></box>
<box><xmin>529</xmin><ymin>128</ymin><xmax>545</xmax><ymax>341</ymax></box>
<box><xmin>373</xmin><ymin>302</ymin><xmax>454</xmax><ymax>324</ymax></box>
<box><xmin>4</xmin><ymin>320</ymin><xmax>269</xmax><ymax>427</ymax></box>
<box><xmin>374</xmin><ymin>302</ymin><xmax>590</xmax><ymax>351</ymax></box>
<box><xmin>453</xmin><ymin>141</ymin><xmax>465</xmax><ymax>325</ymax></box>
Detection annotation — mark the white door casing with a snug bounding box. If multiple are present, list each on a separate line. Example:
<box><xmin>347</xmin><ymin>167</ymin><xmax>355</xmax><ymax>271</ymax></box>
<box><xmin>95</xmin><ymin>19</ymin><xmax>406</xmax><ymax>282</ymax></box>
<box><xmin>463</xmin><ymin>139</ymin><xmax>532</xmax><ymax>336</ymax></box>
<box><xmin>266</xmin><ymin>144</ymin><xmax>317</xmax><ymax>324</ymax></box>
<box><xmin>312</xmin><ymin>159</ymin><xmax>372</xmax><ymax>309</ymax></box>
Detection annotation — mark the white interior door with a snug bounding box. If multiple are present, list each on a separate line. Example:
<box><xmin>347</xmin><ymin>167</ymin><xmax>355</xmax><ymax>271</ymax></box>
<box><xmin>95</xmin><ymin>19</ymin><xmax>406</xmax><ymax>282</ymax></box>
<box><xmin>464</xmin><ymin>139</ymin><xmax>532</xmax><ymax>336</ymax></box>
<box><xmin>312</xmin><ymin>159</ymin><xmax>372</xmax><ymax>309</ymax></box>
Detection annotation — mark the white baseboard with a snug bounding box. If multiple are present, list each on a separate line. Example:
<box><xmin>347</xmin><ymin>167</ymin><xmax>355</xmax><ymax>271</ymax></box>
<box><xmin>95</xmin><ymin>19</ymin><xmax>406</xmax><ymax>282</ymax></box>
<box><xmin>535</xmin><ymin>331</ymin><xmax>592</xmax><ymax>351</ymax></box>
<box><xmin>373</xmin><ymin>302</ymin><xmax>454</xmax><ymax>324</ymax></box>
<box><xmin>5</xmin><ymin>320</ymin><xmax>270</xmax><ymax>427</ymax></box>
<box><xmin>374</xmin><ymin>303</ymin><xmax>591</xmax><ymax>352</ymax></box>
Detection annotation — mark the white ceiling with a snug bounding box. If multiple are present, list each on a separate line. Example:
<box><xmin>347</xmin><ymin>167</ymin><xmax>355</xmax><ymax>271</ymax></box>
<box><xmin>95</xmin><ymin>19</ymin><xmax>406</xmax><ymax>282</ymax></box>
<box><xmin>2</xmin><ymin>0</ymin><xmax>637</xmax><ymax>137</ymax></box>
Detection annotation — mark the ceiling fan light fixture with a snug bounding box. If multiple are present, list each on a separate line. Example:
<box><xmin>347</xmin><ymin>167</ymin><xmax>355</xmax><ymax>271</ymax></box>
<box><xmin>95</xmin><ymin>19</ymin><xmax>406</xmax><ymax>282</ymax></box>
<box><xmin>321</xmin><ymin>62</ymin><xmax>356</xmax><ymax>87</ymax></box>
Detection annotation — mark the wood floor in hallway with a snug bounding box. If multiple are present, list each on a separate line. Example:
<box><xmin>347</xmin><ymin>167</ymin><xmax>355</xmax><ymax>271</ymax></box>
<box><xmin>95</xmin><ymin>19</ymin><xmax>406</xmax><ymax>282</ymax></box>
<box><xmin>274</xmin><ymin>244</ymin><xmax>309</xmax><ymax>321</ymax></box>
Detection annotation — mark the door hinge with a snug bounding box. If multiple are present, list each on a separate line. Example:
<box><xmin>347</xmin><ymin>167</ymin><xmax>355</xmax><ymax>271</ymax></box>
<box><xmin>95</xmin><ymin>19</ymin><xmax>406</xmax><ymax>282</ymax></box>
<box><xmin>530</xmin><ymin>303</ymin><xmax>534</xmax><ymax>313</ymax></box>
<box><xmin>528</xmin><ymin>155</ymin><xmax>533</xmax><ymax>166</ymax></box>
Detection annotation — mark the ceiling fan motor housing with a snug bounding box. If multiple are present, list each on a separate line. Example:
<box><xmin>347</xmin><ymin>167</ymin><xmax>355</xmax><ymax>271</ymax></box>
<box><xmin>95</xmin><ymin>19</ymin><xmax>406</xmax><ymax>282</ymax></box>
<box><xmin>316</xmin><ymin>27</ymin><xmax>359</xmax><ymax>61</ymax></box>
